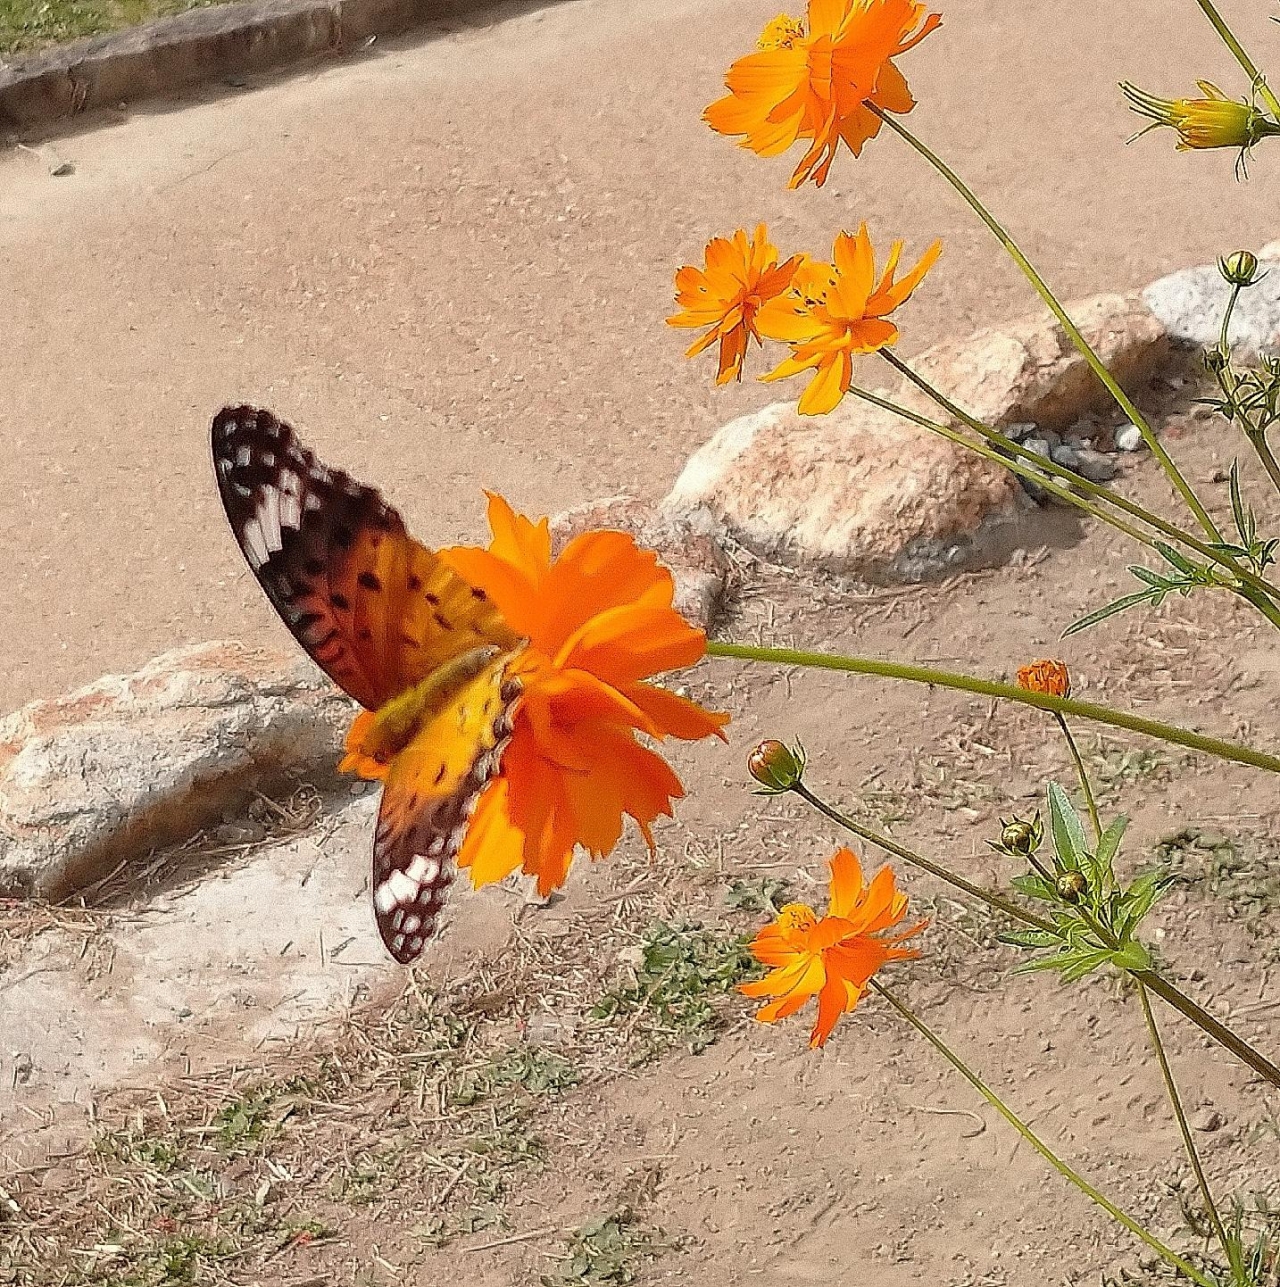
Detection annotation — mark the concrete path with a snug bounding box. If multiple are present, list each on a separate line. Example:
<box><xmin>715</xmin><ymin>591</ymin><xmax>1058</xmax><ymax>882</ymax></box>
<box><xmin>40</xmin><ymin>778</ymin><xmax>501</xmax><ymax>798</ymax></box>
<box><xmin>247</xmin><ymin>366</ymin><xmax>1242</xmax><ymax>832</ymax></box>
<box><xmin>2</xmin><ymin>0</ymin><xmax>1278</xmax><ymax>711</ymax></box>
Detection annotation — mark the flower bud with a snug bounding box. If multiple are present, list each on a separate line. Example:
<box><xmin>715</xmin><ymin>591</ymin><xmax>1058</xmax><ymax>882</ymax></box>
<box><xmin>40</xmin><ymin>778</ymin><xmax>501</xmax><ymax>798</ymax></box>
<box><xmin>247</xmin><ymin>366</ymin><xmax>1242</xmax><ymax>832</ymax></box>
<box><xmin>748</xmin><ymin>739</ymin><xmax>806</xmax><ymax>792</ymax></box>
<box><xmin>1015</xmin><ymin>659</ymin><xmax>1071</xmax><ymax>699</ymax></box>
<box><xmin>1219</xmin><ymin>250</ymin><xmax>1260</xmax><ymax>287</ymax></box>
<box><xmin>989</xmin><ymin>811</ymin><xmax>1043</xmax><ymax>859</ymax></box>
<box><xmin>1001</xmin><ymin>820</ymin><xmax>1038</xmax><ymax>855</ymax></box>
<box><xmin>1056</xmin><ymin>870</ymin><xmax>1088</xmax><ymax>903</ymax></box>
<box><xmin>1204</xmin><ymin>348</ymin><xmax>1229</xmax><ymax>373</ymax></box>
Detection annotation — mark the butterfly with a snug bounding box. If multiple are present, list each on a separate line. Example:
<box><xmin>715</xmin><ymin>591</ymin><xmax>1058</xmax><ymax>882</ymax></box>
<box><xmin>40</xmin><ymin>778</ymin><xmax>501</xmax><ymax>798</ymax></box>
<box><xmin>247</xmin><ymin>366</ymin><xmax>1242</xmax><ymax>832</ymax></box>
<box><xmin>211</xmin><ymin>405</ymin><xmax>525</xmax><ymax>964</ymax></box>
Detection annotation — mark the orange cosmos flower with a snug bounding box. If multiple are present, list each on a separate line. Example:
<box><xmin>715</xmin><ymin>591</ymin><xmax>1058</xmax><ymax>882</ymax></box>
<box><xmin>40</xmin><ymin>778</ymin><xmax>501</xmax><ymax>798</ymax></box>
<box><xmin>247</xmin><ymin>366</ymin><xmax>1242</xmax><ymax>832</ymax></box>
<box><xmin>755</xmin><ymin>223</ymin><xmax>941</xmax><ymax>415</ymax></box>
<box><xmin>668</xmin><ymin>225</ymin><xmax>803</xmax><ymax>384</ymax></box>
<box><xmin>439</xmin><ymin>495</ymin><xmax>730</xmax><ymax>896</ymax></box>
<box><xmin>1016</xmin><ymin>659</ymin><xmax>1071</xmax><ymax>699</ymax></box>
<box><xmin>742</xmin><ymin>847</ymin><xmax>925</xmax><ymax>1048</ymax></box>
<box><xmin>705</xmin><ymin>0</ymin><xmax>942</xmax><ymax>188</ymax></box>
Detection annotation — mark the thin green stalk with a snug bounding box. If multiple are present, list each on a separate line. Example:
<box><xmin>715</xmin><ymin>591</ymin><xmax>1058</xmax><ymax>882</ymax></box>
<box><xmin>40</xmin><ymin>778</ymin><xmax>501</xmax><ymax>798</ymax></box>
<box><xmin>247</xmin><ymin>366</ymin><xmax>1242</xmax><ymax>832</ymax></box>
<box><xmin>850</xmin><ymin>379</ymin><xmax>1154</xmax><ymax>547</ymax></box>
<box><xmin>1211</xmin><ymin>290</ymin><xmax>1280</xmax><ymax>499</ymax></box>
<box><xmin>1132</xmin><ymin>967</ymin><xmax>1280</xmax><ymax>1092</ymax></box>
<box><xmin>1055</xmin><ymin>713</ymin><xmax>1102</xmax><ymax>845</ymax></box>
<box><xmin>1249</xmin><ymin>432</ymin><xmax>1280</xmax><ymax>495</ymax></box>
<box><xmin>706</xmin><ymin>640</ymin><xmax>1280</xmax><ymax>775</ymax></box>
<box><xmin>789</xmin><ymin>779</ymin><xmax>1280</xmax><ymax>1089</ymax></box>
<box><xmin>1136</xmin><ymin>982</ymin><xmax>1236</xmax><ymax>1273</ymax></box>
<box><xmin>1192</xmin><ymin>0</ymin><xmax>1280</xmax><ymax>120</ymax></box>
<box><xmin>792</xmin><ymin>782</ymin><xmax>1054</xmax><ymax>932</ymax></box>
<box><xmin>876</xmin><ymin>353</ymin><xmax>1266</xmax><ymax>583</ymax></box>
<box><xmin>849</xmin><ymin>377</ymin><xmax>1280</xmax><ymax>619</ymax></box>
<box><xmin>870</xmin><ymin>980</ymin><xmax>1219</xmax><ymax>1287</ymax></box>
<box><xmin>873</xmin><ymin>107</ymin><xmax>1225</xmax><ymax>544</ymax></box>
<box><xmin>1219</xmin><ymin>283</ymin><xmax>1243</xmax><ymax>358</ymax></box>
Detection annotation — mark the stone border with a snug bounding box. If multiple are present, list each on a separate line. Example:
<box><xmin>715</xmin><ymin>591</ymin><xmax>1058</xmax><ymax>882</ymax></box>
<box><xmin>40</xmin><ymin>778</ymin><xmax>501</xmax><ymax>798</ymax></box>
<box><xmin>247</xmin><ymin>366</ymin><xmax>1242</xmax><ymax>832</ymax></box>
<box><xmin>0</xmin><ymin>0</ymin><xmax>508</xmax><ymax>132</ymax></box>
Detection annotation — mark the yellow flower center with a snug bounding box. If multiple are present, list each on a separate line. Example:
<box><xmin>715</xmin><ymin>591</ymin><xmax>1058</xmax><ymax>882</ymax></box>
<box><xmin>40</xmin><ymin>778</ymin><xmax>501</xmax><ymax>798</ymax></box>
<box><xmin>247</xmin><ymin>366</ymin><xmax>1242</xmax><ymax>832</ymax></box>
<box><xmin>758</xmin><ymin>14</ymin><xmax>806</xmax><ymax>50</ymax></box>
<box><xmin>777</xmin><ymin>903</ymin><xmax>819</xmax><ymax>935</ymax></box>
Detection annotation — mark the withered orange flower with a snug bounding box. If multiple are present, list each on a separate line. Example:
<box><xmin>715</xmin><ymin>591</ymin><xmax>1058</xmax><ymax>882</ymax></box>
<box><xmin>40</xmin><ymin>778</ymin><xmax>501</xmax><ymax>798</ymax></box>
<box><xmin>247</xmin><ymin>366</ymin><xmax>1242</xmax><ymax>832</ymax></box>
<box><xmin>742</xmin><ymin>847</ymin><xmax>924</xmax><ymax>1047</ymax></box>
<box><xmin>705</xmin><ymin>0</ymin><xmax>942</xmax><ymax>188</ymax></box>
<box><xmin>440</xmin><ymin>495</ymin><xmax>730</xmax><ymax>896</ymax></box>
<box><xmin>1016</xmin><ymin>659</ymin><xmax>1071</xmax><ymax>698</ymax></box>
<box><xmin>756</xmin><ymin>223</ymin><xmax>941</xmax><ymax>415</ymax></box>
<box><xmin>668</xmin><ymin>225</ymin><xmax>803</xmax><ymax>384</ymax></box>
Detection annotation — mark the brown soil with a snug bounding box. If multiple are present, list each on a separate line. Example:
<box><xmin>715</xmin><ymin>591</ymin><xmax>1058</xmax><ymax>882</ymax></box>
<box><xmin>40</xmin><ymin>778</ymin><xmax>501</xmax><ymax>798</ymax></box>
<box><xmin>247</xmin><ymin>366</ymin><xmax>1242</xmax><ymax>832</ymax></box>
<box><xmin>3</xmin><ymin>396</ymin><xmax>1279</xmax><ymax>1284</ymax></box>
<box><xmin>2</xmin><ymin>0</ymin><xmax>1280</xmax><ymax>1282</ymax></box>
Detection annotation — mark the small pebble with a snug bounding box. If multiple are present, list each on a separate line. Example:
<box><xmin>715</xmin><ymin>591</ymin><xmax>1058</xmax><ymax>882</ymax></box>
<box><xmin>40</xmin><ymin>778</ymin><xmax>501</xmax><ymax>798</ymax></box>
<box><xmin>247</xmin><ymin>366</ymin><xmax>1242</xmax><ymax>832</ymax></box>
<box><xmin>1004</xmin><ymin>422</ymin><xmax>1038</xmax><ymax>442</ymax></box>
<box><xmin>1072</xmin><ymin>447</ymin><xmax>1118</xmax><ymax>482</ymax></box>
<box><xmin>1049</xmin><ymin>443</ymin><xmax>1080</xmax><ymax>469</ymax></box>
<box><xmin>1023</xmin><ymin>436</ymin><xmax>1051</xmax><ymax>459</ymax></box>
<box><xmin>1191</xmin><ymin>1108</ymin><xmax>1225</xmax><ymax>1132</ymax></box>
<box><xmin>1116</xmin><ymin>423</ymin><xmax>1144</xmax><ymax>452</ymax></box>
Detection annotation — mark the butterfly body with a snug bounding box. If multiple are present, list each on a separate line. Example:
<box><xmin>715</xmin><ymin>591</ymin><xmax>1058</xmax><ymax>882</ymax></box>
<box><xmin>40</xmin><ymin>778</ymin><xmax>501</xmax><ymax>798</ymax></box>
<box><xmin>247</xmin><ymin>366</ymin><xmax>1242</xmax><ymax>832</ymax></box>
<box><xmin>212</xmin><ymin>405</ymin><xmax>524</xmax><ymax>964</ymax></box>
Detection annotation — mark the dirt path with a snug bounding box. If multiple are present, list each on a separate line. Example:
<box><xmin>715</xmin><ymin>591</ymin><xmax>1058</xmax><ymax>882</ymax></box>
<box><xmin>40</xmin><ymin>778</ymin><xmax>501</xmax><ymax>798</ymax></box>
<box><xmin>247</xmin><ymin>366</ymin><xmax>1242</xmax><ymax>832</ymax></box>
<box><xmin>5</xmin><ymin>413</ymin><xmax>1279</xmax><ymax>1283</ymax></box>
<box><xmin>2</xmin><ymin>0</ymin><xmax>1280</xmax><ymax>713</ymax></box>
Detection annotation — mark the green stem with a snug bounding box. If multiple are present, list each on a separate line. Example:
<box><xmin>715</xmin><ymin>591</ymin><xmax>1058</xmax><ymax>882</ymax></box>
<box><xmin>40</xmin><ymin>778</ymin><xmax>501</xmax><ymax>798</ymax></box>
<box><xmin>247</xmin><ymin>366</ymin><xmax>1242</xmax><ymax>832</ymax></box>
<box><xmin>870</xmin><ymin>981</ymin><xmax>1219</xmax><ymax>1287</ymax></box>
<box><xmin>1192</xmin><ymin>0</ymin><xmax>1280</xmax><ymax>119</ymax></box>
<box><xmin>789</xmin><ymin>779</ymin><xmax>1280</xmax><ymax>1090</ymax></box>
<box><xmin>706</xmin><ymin>640</ymin><xmax>1280</xmax><ymax>775</ymax></box>
<box><xmin>1055</xmin><ymin>713</ymin><xmax>1102</xmax><ymax>845</ymax></box>
<box><xmin>1247</xmin><ymin>430</ymin><xmax>1280</xmax><ymax>497</ymax></box>
<box><xmin>1136</xmin><ymin>982</ymin><xmax>1236</xmax><ymax>1272</ymax></box>
<box><xmin>792</xmin><ymin>782</ymin><xmax>1053</xmax><ymax>932</ymax></box>
<box><xmin>879</xmin><ymin>355</ymin><xmax>1280</xmax><ymax>594</ymax></box>
<box><xmin>1218</xmin><ymin>283</ymin><xmax>1243</xmax><ymax>358</ymax></box>
<box><xmin>853</xmin><ymin>376</ymin><xmax>1154</xmax><ymax>547</ymax></box>
<box><xmin>874</xmin><ymin>108</ymin><xmax>1225</xmax><ymax>544</ymax></box>
<box><xmin>851</xmin><ymin>374</ymin><xmax>1280</xmax><ymax>613</ymax></box>
<box><xmin>1133</xmin><ymin>967</ymin><xmax>1280</xmax><ymax>1092</ymax></box>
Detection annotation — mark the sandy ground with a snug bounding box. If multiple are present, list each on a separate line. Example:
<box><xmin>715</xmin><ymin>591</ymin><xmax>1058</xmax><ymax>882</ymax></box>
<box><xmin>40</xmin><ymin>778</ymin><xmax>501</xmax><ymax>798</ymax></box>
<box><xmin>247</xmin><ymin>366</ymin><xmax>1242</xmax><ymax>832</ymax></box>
<box><xmin>3</xmin><ymin>0</ymin><xmax>1280</xmax><ymax>714</ymax></box>
<box><xmin>4</xmin><ymin>409</ymin><xmax>1279</xmax><ymax>1284</ymax></box>
<box><xmin>3</xmin><ymin>4</ymin><xmax>1280</xmax><ymax>1281</ymax></box>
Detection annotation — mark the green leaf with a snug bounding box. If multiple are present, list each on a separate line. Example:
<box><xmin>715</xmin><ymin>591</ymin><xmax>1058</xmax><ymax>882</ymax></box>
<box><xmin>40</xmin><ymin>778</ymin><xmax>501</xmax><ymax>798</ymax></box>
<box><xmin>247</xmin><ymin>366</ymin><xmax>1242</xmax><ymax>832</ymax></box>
<box><xmin>1047</xmin><ymin>783</ymin><xmax>1088</xmax><ymax>871</ymax></box>
<box><xmin>1229</xmin><ymin>459</ymin><xmax>1252</xmax><ymax>544</ymax></box>
<box><xmin>1011</xmin><ymin>873</ymin><xmax>1057</xmax><ymax>901</ymax></box>
<box><xmin>1129</xmin><ymin>563</ymin><xmax>1173</xmax><ymax>588</ymax></box>
<box><xmin>1062</xmin><ymin>589</ymin><xmax>1160</xmax><ymax>637</ymax></box>
<box><xmin>1058</xmin><ymin>948</ymin><xmax>1115</xmax><ymax>983</ymax></box>
<box><xmin>1111</xmin><ymin>940</ymin><xmax>1152</xmax><ymax>972</ymax></box>
<box><xmin>1154</xmin><ymin>540</ymin><xmax>1197</xmax><ymax>576</ymax></box>
<box><xmin>1093</xmin><ymin>814</ymin><xmax>1129</xmax><ymax>883</ymax></box>
<box><xmin>998</xmin><ymin>928</ymin><xmax>1061</xmax><ymax>949</ymax></box>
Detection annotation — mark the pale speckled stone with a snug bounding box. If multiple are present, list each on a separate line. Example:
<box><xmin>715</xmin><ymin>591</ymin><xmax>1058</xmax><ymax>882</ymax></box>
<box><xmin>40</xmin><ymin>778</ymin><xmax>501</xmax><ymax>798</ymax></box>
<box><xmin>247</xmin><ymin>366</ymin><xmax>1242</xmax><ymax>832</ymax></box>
<box><xmin>0</xmin><ymin>642</ymin><xmax>352</xmax><ymax>900</ymax></box>
<box><xmin>901</xmin><ymin>293</ymin><xmax>1169</xmax><ymax>431</ymax></box>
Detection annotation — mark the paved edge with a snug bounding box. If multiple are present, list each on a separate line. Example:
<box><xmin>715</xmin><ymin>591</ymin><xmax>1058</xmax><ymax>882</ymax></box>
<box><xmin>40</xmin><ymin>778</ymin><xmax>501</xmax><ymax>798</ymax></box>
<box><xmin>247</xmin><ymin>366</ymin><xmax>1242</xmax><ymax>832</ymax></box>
<box><xmin>0</xmin><ymin>0</ymin><xmax>507</xmax><ymax>132</ymax></box>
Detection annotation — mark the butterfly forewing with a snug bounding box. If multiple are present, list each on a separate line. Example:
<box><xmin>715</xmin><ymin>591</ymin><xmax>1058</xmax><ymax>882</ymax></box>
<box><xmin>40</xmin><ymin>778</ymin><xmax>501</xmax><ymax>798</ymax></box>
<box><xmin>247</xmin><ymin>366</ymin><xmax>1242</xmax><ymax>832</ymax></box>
<box><xmin>373</xmin><ymin>657</ymin><xmax>522</xmax><ymax>963</ymax></box>
<box><xmin>212</xmin><ymin>405</ymin><xmax>518</xmax><ymax>710</ymax></box>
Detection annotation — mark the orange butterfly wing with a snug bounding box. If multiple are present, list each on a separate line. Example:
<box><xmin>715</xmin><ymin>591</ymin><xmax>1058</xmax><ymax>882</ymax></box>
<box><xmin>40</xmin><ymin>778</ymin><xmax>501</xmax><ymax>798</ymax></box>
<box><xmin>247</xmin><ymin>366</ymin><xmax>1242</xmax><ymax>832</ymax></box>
<box><xmin>211</xmin><ymin>405</ymin><xmax>524</xmax><ymax>964</ymax></box>
<box><xmin>211</xmin><ymin>405</ymin><xmax>519</xmax><ymax>709</ymax></box>
<box><xmin>372</xmin><ymin>654</ymin><xmax>521</xmax><ymax>962</ymax></box>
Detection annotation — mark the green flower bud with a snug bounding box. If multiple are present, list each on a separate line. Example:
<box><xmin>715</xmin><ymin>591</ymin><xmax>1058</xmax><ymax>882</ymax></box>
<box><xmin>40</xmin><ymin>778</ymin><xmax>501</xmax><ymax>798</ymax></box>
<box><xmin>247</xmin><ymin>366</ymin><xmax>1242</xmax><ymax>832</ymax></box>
<box><xmin>748</xmin><ymin>739</ymin><xmax>805</xmax><ymax>792</ymax></box>
<box><xmin>1056</xmin><ymin>870</ymin><xmax>1088</xmax><ymax>903</ymax></box>
<box><xmin>1001</xmin><ymin>820</ymin><xmax>1037</xmax><ymax>855</ymax></box>
<box><xmin>1219</xmin><ymin>250</ymin><xmax>1260</xmax><ymax>287</ymax></box>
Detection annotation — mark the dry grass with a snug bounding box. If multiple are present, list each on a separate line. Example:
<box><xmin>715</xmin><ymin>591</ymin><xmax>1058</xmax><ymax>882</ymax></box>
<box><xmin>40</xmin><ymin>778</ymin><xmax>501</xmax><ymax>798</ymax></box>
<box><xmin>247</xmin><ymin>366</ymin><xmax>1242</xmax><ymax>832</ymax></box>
<box><xmin>0</xmin><ymin>849</ymin><xmax>766</xmax><ymax>1286</ymax></box>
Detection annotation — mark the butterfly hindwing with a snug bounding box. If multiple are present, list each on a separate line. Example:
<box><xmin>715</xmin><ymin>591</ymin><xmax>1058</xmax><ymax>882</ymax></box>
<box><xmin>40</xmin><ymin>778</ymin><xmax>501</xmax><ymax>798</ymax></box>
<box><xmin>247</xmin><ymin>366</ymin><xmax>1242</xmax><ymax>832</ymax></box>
<box><xmin>372</xmin><ymin>655</ymin><xmax>522</xmax><ymax>963</ymax></box>
<box><xmin>212</xmin><ymin>405</ymin><xmax>518</xmax><ymax>710</ymax></box>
